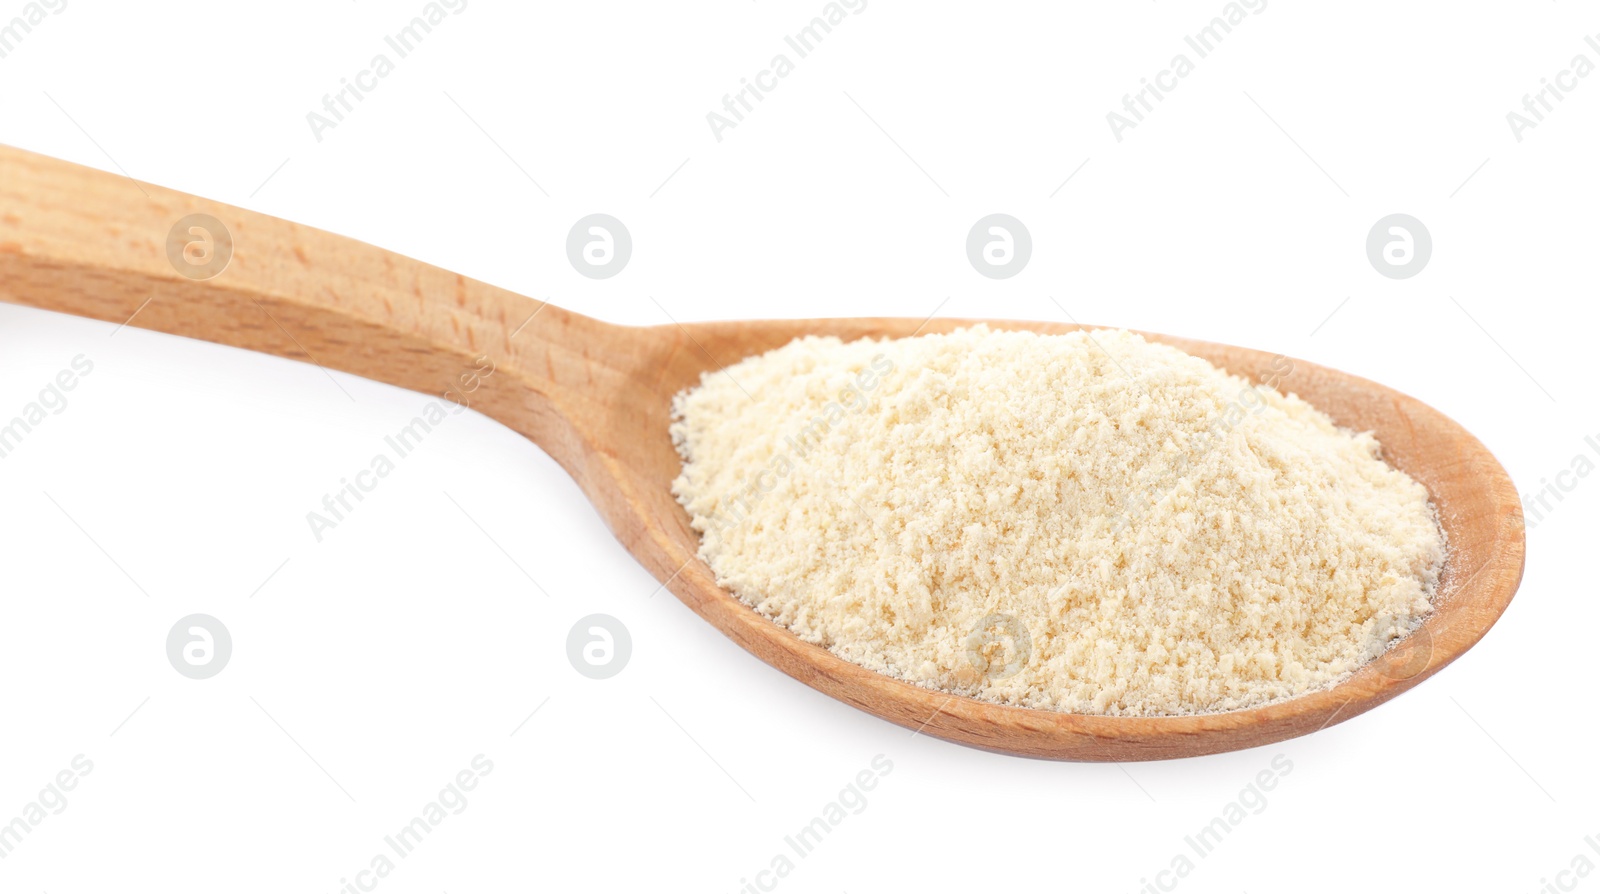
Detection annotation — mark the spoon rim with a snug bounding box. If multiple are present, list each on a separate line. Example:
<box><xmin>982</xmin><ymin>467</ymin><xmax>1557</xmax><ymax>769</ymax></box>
<box><xmin>624</xmin><ymin>317</ymin><xmax>1525</xmax><ymax>761</ymax></box>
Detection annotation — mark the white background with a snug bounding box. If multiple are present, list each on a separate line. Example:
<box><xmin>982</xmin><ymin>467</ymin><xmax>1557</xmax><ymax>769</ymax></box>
<box><xmin>1</xmin><ymin>1</ymin><xmax>1596</xmax><ymax>891</ymax></box>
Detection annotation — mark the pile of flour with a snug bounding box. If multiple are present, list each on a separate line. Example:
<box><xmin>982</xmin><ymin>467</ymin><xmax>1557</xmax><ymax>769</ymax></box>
<box><xmin>670</xmin><ymin>326</ymin><xmax>1446</xmax><ymax>716</ymax></box>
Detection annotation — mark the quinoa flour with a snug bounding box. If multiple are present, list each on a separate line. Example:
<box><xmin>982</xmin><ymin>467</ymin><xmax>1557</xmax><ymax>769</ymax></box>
<box><xmin>670</xmin><ymin>326</ymin><xmax>1446</xmax><ymax>716</ymax></box>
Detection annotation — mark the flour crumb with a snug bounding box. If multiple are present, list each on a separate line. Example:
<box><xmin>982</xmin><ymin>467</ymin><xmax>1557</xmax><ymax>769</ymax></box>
<box><xmin>670</xmin><ymin>326</ymin><xmax>1446</xmax><ymax>716</ymax></box>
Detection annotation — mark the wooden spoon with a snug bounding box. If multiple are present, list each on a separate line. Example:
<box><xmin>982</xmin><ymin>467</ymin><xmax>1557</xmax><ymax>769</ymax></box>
<box><xmin>0</xmin><ymin>146</ymin><xmax>1525</xmax><ymax>760</ymax></box>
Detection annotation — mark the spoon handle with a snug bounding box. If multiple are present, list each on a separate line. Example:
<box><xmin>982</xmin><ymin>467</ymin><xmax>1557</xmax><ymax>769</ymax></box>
<box><xmin>0</xmin><ymin>145</ymin><xmax>620</xmax><ymax>471</ymax></box>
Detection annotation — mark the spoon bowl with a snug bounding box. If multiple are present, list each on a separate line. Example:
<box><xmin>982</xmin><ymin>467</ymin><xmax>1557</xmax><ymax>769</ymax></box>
<box><xmin>0</xmin><ymin>146</ymin><xmax>1525</xmax><ymax>760</ymax></box>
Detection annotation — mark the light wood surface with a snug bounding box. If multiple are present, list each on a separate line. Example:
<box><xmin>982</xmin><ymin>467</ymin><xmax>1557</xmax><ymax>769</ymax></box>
<box><xmin>0</xmin><ymin>145</ymin><xmax>1526</xmax><ymax>760</ymax></box>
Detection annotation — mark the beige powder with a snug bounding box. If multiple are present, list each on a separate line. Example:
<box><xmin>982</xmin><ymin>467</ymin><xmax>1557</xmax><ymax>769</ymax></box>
<box><xmin>670</xmin><ymin>326</ymin><xmax>1446</xmax><ymax>716</ymax></box>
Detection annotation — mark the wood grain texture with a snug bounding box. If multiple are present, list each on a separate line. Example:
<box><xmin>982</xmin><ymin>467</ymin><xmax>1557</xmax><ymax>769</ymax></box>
<box><xmin>0</xmin><ymin>145</ymin><xmax>1526</xmax><ymax>760</ymax></box>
